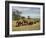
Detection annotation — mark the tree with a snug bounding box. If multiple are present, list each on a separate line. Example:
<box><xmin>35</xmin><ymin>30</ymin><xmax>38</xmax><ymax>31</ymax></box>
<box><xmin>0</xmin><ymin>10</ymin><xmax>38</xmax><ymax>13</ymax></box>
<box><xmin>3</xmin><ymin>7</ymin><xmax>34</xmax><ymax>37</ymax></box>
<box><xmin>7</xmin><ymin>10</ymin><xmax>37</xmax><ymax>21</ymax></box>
<box><xmin>12</xmin><ymin>9</ymin><xmax>22</xmax><ymax>20</ymax></box>
<box><xmin>27</xmin><ymin>16</ymin><xmax>30</xmax><ymax>19</ymax></box>
<box><xmin>15</xmin><ymin>10</ymin><xmax>22</xmax><ymax>15</ymax></box>
<box><xmin>21</xmin><ymin>16</ymin><xmax>25</xmax><ymax>19</ymax></box>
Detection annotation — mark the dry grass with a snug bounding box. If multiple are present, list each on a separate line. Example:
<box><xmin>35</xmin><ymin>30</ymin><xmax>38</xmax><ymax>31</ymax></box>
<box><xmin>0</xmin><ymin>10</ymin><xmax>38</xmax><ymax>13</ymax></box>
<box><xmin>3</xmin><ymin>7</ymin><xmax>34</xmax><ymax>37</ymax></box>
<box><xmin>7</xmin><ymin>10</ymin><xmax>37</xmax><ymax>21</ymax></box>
<box><xmin>12</xmin><ymin>20</ymin><xmax>40</xmax><ymax>31</ymax></box>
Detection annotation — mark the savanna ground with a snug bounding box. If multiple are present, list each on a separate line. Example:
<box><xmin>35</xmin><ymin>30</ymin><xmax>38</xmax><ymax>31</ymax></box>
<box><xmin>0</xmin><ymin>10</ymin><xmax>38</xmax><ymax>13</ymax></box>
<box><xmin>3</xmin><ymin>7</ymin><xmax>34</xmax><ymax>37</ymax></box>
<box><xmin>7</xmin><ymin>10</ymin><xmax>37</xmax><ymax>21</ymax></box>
<box><xmin>12</xmin><ymin>20</ymin><xmax>40</xmax><ymax>31</ymax></box>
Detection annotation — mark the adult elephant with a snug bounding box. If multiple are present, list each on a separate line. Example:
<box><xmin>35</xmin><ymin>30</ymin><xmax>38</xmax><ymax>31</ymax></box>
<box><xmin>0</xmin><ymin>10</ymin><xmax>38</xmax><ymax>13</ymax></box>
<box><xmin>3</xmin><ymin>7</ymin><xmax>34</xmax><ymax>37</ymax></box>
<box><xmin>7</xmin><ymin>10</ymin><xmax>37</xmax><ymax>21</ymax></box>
<box><xmin>23</xmin><ymin>19</ymin><xmax>28</xmax><ymax>25</ymax></box>
<box><xmin>16</xmin><ymin>20</ymin><xmax>23</xmax><ymax>27</ymax></box>
<box><xmin>28</xmin><ymin>21</ymin><xmax>33</xmax><ymax>25</ymax></box>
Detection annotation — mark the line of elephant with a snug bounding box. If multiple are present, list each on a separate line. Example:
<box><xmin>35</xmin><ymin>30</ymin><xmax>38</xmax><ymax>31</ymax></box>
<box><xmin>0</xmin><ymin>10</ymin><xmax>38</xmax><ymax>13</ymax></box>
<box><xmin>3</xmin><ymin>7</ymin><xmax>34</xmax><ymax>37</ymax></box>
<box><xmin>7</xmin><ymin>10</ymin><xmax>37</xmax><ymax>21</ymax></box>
<box><xmin>16</xmin><ymin>20</ymin><xmax>39</xmax><ymax>27</ymax></box>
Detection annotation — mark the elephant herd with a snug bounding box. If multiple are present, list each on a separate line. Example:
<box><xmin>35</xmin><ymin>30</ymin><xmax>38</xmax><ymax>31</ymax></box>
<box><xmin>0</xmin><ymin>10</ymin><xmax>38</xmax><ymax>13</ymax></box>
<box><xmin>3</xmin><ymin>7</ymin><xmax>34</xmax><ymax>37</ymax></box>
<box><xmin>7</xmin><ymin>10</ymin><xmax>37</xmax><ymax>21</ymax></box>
<box><xmin>16</xmin><ymin>19</ymin><xmax>37</xmax><ymax>27</ymax></box>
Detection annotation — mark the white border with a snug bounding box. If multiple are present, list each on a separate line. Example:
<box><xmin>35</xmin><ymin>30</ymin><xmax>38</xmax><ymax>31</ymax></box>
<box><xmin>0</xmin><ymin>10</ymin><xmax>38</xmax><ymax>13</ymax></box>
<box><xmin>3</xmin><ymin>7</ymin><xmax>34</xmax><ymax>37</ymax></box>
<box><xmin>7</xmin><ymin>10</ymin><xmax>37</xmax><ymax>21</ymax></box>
<box><xmin>9</xmin><ymin>3</ymin><xmax>43</xmax><ymax>35</ymax></box>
